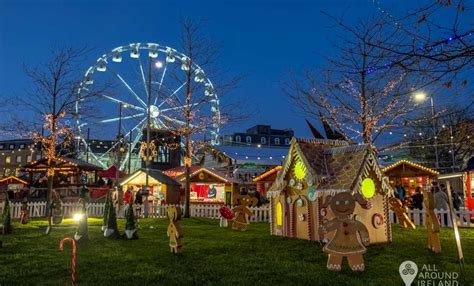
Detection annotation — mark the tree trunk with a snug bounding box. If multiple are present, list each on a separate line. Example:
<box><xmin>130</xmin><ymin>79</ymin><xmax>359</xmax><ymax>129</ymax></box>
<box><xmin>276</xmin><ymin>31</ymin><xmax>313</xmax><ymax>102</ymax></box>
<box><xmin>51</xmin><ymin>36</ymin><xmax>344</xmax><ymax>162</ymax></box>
<box><xmin>45</xmin><ymin>174</ymin><xmax>53</xmax><ymax>234</ymax></box>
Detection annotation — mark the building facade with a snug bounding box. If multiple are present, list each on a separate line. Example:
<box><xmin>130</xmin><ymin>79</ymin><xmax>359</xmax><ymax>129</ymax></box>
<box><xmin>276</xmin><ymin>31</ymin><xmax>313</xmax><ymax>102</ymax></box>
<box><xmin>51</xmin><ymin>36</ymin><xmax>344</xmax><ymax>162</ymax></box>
<box><xmin>0</xmin><ymin>139</ymin><xmax>41</xmax><ymax>178</ymax></box>
<box><xmin>221</xmin><ymin>125</ymin><xmax>294</xmax><ymax>146</ymax></box>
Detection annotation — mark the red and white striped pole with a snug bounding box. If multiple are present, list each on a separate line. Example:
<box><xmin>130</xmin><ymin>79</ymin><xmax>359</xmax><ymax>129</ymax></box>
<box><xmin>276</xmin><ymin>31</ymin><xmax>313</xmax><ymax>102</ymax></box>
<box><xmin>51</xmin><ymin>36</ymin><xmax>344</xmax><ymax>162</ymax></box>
<box><xmin>59</xmin><ymin>237</ymin><xmax>77</xmax><ymax>285</ymax></box>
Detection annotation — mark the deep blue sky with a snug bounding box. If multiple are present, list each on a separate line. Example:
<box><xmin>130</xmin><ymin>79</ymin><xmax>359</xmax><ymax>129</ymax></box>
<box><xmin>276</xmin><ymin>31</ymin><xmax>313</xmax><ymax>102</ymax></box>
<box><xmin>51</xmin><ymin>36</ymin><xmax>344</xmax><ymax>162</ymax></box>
<box><xmin>0</xmin><ymin>0</ymin><xmax>469</xmax><ymax>144</ymax></box>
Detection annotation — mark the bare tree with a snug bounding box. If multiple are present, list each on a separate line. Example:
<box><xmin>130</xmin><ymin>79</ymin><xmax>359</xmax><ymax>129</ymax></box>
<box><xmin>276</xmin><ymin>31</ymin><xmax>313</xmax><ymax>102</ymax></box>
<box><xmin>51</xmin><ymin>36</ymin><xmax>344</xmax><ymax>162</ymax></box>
<box><xmin>283</xmin><ymin>15</ymin><xmax>439</xmax><ymax>144</ymax></box>
<box><xmin>160</xmin><ymin>18</ymin><xmax>244</xmax><ymax>217</ymax></box>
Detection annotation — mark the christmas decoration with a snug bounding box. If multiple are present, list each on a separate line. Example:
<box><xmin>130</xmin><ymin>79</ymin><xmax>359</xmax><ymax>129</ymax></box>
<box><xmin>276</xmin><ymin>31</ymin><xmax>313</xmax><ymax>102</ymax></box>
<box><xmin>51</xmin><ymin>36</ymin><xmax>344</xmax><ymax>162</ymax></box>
<box><xmin>59</xmin><ymin>237</ymin><xmax>77</xmax><ymax>285</ymax></box>
<box><xmin>232</xmin><ymin>194</ymin><xmax>257</xmax><ymax>231</ymax></box>
<box><xmin>167</xmin><ymin>205</ymin><xmax>183</xmax><ymax>253</ymax></box>
<box><xmin>1</xmin><ymin>193</ymin><xmax>12</xmax><ymax>234</ymax></box>
<box><xmin>19</xmin><ymin>200</ymin><xmax>29</xmax><ymax>224</ymax></box>
<box><xmin>123</xmin><ymin>195</ymin><xmax>138</xmax><ymax>240</ymax></box>
<box><xmin>104</xmin><ymin>193</ymin><xmax>120</xmax><ymax>239</ymax></box>
<box><xmin>422</xmin><ymin>188</ymin><xmax>441</xmax><ymax>253</ymax></box>
<box><xmin>219</xmin><ymin>206</ymin><xmax>233</xmax><ymax>227</ymax></box>
<box><xmin>74</xmin><ymin>198</ymin><xmax>89</xmax><ymax>243</ymax></box>
<box><xmin>319</xmin><ymin>192</ymin><xmax>371</xmax><ymax>272</ymax></box>
<box><xmin>267</xmin><ymin>138</ymin><xmax>392</xmax><ymax>244</ymax></box>
<box><xmin>389</xmin><ymin>197</ymin><xmax>416</xmax><ymax>229</ymax></box>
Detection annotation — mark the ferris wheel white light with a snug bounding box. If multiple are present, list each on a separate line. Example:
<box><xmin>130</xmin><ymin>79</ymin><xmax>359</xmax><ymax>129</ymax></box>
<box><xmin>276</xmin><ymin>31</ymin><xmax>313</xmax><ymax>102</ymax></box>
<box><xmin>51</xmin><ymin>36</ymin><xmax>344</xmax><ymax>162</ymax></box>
<box><xmin>154</xmin><ymin>61</ymin><xmax>163</xmax><ymax>68</ymax></box>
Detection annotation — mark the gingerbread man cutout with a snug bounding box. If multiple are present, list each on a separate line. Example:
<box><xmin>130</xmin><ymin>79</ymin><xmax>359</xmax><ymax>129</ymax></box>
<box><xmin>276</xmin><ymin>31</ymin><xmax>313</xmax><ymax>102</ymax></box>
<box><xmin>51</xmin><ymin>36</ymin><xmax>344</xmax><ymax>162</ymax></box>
<box><xmin>319</xmin><ymin>192</ymin><xmax>371</xmax><ymax>272</ymax></box>
<box><xmin>422</xmin><ymin>189</ymin><xmax>441</xmax><ymax>253</ymax></box>
<box><xmin>389</xmin><ymin>197</ymin><xmax>416</xmax><ymax>229</ymax></box>
<box><xmin>167</xmin><ymin>205</ymin><xmax>183</xmax><ymax>254</ymax></box>
<box><xmin>232</xmin><ymin>195</ymin><xmax>257</xmax><ymax>231</ymax></box>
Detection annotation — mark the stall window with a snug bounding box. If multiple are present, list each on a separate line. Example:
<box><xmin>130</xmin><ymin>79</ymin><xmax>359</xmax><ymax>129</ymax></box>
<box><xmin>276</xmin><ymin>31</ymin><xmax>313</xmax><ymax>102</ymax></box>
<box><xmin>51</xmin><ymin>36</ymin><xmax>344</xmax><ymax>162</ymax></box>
<box><xmin>276</xmin><ymin>202</ymin><xmax>283</xmax><ymax>226</ymax></box>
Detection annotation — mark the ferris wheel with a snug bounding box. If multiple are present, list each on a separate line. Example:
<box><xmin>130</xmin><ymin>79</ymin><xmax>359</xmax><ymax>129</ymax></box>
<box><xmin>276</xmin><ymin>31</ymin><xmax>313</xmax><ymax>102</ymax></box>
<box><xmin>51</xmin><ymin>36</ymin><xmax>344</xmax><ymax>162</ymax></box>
<box><xmin>74</xmin><ymin>42</ymin><xmax>221</xmax><ymax>169</ymax></box>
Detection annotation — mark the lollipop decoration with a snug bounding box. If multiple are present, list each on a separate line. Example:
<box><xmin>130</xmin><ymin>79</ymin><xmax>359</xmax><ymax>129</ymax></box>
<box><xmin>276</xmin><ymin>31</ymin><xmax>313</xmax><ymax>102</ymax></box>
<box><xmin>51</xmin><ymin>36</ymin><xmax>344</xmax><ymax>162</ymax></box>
<box><xmin>219</xmin><ymin>206</ymin><xmax>234</xmax><ymax>227</ymax></box>
<box><xmin>59</xmin><ymin>237</ymin><xmax>77</xmax><ymax>285</ymax></box>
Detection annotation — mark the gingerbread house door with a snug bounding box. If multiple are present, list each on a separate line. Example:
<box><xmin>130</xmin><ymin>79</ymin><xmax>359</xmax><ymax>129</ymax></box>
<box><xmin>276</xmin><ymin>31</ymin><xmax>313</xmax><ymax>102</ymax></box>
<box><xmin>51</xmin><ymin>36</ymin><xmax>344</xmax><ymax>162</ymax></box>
<box><xmin>292</xmin><ymin>196</ymin><xmax>311</xmax><ymax>240</ymax></box>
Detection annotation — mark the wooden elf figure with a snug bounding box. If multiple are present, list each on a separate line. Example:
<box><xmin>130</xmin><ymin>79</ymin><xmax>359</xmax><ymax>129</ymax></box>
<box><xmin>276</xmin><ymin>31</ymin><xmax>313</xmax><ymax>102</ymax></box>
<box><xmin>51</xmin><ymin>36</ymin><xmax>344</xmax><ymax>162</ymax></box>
<box><xmin>319</xmin><ymin>192</ymin><xmax>371</xmax><ymax>272</ymax></box>
<box><xmin>19</xmin><ymin>199</ymin><xmax>29</xmax><ymax>224</ymax></box>
<box><xmin>389</xmin><ymin>197</ymin><xmax>416</xmax><ymax>229</ymax></box>
<box><xmin>167</xmin><ymin>205</ymin><xmax>183</xmax><ymax>254</ymax></box>
<box><xmin>232</xmin><ymin>195</ymin><xmax>257</xmax><ymax>231</ymax></box>
<box><xmin>422</xmin><ymin>189</ymin><xmax>441</xmax><ymax>253</ymax></box>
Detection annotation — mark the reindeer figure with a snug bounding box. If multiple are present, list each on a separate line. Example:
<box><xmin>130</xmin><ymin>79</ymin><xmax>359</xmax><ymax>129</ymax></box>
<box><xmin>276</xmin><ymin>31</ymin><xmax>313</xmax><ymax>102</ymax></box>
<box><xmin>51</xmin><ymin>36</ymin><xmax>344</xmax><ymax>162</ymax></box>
<box><xmin>167</xmin><ymin>205</ymin><xmax>183</xmax><ymax>254</ymax></box>
<box><xmin>319</xmin><ymin>192</ymin><xmax>371</xmax><ymax>272</ymax></box>
<box><xmin>232</xmin><ymin>194</ymin><xmax>258</xmax><ymax>231</ymax></box>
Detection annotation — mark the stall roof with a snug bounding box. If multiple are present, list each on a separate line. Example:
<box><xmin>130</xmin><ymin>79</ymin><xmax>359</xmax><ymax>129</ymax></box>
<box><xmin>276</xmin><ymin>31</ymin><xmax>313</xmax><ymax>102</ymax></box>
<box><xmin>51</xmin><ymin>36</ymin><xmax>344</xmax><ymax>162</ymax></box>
<box><xmin>98</xmin><ymin>165</ymin><xmax>126</xmax><ymax>179</ymax></box>
<box><xmin>382</xmin><ymin>159</ymin><xmax>439</xmax><ymax>177</ymax></box>
<box><xmin>0</xmin><ymin>176</ymin><xmax>28</xmax><ymax>186</ymax></box>
<box><xmin>163</xmin><ymin>165</ymin><xmax>236</xmax><ymax>184</ymax></box>
<box><xmin>120</xmin><ymin>168</ymin><xmax>180</xmax><ymax>186</ymax></box>
<box><xmin>22</xmin><ymin>157</ymin><xmax>103</xmax><ymax>172</ymax></box>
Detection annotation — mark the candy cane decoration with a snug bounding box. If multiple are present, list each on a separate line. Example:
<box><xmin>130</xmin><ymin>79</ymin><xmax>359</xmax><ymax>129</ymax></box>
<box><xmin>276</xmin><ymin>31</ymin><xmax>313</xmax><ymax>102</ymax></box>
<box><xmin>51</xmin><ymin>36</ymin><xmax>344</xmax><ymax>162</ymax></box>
<box><xmin>59</xmin><ymin>237</ymin><xmax>76</xmax><ymax>285</ymax></box>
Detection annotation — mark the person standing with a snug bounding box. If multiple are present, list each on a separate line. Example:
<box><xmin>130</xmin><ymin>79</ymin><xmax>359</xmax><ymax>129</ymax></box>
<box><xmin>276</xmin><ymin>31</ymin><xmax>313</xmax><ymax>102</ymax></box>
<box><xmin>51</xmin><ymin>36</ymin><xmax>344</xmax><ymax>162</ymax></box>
<box><xmin>433</xmin><ymin>181</ymin><xmax>449</xmax><ymax>225</ymax></box>
<box><xmin>411</xmin><ymin>187</ymin><xmax>424</xmax><ymax>210</ymax></box>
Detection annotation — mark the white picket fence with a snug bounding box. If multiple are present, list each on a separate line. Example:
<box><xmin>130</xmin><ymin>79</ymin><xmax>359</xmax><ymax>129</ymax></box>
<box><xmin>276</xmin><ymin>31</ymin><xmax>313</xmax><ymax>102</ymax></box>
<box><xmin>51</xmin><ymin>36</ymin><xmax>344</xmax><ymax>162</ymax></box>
<box><xmin>1</xmin><ymin>202</ymin><xmax>271</xmax><ymax>223</ymax></box>
<box><xmin>1</xmin><ymin>201</ymin><xmax>473</xmax><ymax>227</ymax></box>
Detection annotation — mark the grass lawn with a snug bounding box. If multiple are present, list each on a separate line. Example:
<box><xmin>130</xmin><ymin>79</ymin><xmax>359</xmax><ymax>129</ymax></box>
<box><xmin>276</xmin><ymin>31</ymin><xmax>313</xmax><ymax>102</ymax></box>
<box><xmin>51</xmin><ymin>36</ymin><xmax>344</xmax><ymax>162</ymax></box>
<box><xmin>0</xmin><ymin>218</ymin><xmax>473</xmax><ymax>286</ymax></box>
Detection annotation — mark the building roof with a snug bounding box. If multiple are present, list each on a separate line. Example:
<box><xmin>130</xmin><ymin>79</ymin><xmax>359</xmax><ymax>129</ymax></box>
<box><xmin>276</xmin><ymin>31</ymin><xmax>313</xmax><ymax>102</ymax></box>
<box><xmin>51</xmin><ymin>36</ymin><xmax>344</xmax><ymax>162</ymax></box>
<box><xmin>213</xmin><ymin>145</ymin><xmax>289</xmax><ymax>166</ymax></box>
<box><xmin>253</xmin><ymin>166</ymin><xmax>282</xmax><ymax>182</ymax></box>
<box><xmin>382</xmin><ymin>160</ymin><xmax>439</xmax><ymax>177</ymax></box>
<box><xmin>22</xmin><ymin>157</ymin><xmax>103</xmax><ymax>172</ymax></box>
<box><xmin>163</xmin><ymin>165</ymin><xmax>236</xmax><ymax>184</ymax></box>
<box><xmin>269</xmin><ymin>138</ymin><xmax>392</xmax><ymax>197</ymax></box>
<box><xmin>120</xmin><ymin>168</ymin><xmax>180</xmax><ymax>186</ymax></box>
<box><xmin>0</xmin><ymin>176</ymin><xmax>28</xmax><ymax>186</ymax></box>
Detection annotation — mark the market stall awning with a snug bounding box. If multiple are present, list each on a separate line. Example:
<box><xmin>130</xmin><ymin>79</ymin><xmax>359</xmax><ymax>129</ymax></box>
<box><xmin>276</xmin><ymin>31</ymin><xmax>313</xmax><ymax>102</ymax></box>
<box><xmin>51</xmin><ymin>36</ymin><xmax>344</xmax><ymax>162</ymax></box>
<box><xmin>163</xmin><ymin>165</ymin><xmax>236</xmax><ymax>184</ymax></box>
<box><xmin>120</xmin><ymin>168</ymin><xmax>180</xmax><ymax>186</ymax></box>
<box><xmin>0</xmin><ymin>176</ymin><xmax>28</xmax><ymax>186</ymax></box>
<box><xmin>22</xmin><ymin>157</ymin><xmax>103</xmax><ymax>172</ymax></box>
<box><xmin>98</xmin><ymin>165</ymin><xmax>126</xmax><ymax>179</ymax></box>
<box><xmin>382</xmin><ymin>160</ymin><xmax>439</xmax><ymax>177</ymax></box>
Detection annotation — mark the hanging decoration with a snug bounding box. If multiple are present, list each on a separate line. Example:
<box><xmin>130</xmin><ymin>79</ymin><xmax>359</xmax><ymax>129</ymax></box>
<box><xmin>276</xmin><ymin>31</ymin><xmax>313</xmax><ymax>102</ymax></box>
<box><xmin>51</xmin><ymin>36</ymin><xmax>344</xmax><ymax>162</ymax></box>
<box><xmin>139</xmin><ymin>141</ymin><xmax>157</xmax><ymax>161</ymax></box>
<box><xmin>308</xmin><ymin>187</ymin><xmax>317</xmax><ymax>202</ymax></box>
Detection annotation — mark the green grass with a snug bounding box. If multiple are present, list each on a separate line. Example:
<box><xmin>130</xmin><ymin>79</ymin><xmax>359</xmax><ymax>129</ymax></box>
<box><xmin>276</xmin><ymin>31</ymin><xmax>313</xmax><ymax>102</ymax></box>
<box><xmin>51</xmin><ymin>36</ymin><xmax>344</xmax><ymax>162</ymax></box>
<box><xmin>0</xmin><ymin>218</ymin><xmax>473</xmax><ymax>286</ymax></box>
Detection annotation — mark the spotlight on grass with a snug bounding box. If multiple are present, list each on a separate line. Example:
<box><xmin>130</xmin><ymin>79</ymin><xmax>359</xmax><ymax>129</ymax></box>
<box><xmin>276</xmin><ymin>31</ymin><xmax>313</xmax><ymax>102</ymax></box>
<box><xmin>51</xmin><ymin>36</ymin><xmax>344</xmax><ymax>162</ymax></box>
<box><xmin>73</xmin><ymin>213</ymin><xmax>84</xmax><ymax>221</ymax></box>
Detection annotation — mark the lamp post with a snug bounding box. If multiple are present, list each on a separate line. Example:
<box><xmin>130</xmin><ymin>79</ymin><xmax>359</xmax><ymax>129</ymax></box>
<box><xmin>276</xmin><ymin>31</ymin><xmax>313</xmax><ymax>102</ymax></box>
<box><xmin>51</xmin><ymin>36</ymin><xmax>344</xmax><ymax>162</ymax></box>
<box><xmin>413</xmin><ymin>92</ymin><xmax>439</xmax><ymax>169</ymax></box>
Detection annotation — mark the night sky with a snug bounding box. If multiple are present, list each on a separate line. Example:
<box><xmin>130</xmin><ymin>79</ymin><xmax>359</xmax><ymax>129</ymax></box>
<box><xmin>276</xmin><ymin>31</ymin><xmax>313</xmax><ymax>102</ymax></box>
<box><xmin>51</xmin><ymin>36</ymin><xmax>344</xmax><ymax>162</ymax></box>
<box><xmin>0</xmin><ymin>0</ymin><xmax>470</xmax><ymax>145</ymax></box>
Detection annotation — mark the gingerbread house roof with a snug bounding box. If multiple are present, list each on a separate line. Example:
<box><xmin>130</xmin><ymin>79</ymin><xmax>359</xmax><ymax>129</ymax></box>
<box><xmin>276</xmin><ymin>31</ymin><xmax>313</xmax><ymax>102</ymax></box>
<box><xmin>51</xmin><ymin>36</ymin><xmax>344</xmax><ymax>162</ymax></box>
<box><xmin>268</xmin><ymin>138</ymin><xmax>392</xmax><ymax>197</ymax></box>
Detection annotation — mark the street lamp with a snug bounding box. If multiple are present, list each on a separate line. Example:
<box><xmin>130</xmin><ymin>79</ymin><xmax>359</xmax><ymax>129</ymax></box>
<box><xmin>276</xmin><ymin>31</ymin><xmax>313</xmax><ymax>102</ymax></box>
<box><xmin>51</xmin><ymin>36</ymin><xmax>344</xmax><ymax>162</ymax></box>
<box><xmin>413</xmin><ymin>91</ymin><xmax>439</xmax><ymax>169</ymax></box>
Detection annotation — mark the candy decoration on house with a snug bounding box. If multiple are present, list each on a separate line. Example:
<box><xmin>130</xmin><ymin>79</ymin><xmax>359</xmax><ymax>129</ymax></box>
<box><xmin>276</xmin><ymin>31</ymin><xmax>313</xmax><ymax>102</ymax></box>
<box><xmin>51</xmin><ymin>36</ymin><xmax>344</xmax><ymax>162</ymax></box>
<box><xmin>318</xmin><ymin>192</ymin><xmax>371</xmax><ymax>272</ymax></box>
<box><xmin>167</xmin><ymin>205</ymin><xmax>183</xmax><ymax>254</ymax></box>
<box><xmin>1</xmin><ymin>193</ymin><xmax>12</xmax><ymax>234</ymax></box>
<box><xmin>104</xmin><ymin>193</ymin><xmax>120</xmax><ymax>239</ymax></box>
<box><xmin>232</xmin><ymin>194</ymin><xmax>257</xmax><ymax>231</ymax></box>
<box><xmin>219</xmin><ymin>206</ymin><xmax>234</xmax><ymax>227</ymax></box>
<box><xmin>59</xmin><ymin>237</ymin><xmax>77</xmax><ymax>285</ymax></box>
<box><xmin>51</xmin><ymin>190</ymin><xmax>63</xmax><ymax>225</ymax></box>
<box><xmin>389</xmin><ymin>197</ymin><xmax>416</xmax><ymax>229</ymax></box>
<box><xmin>422</xmin><ymin>188</ymin><xmax>441</xmax><ymax>253</ymax></box>
<box><xmin>74</xmin><ymin>198</ymin><xmax>89</xmax><ymax>243</ymax></box>
<box><xmin>19</xmin><ymin>199</ymin><xmax>29</xmax><ymax>224</ymax></box>
<box><xmin>267</xmin><ymin>138</ymin><xmax>392</xmax><ymax>244</ymax></box>
<box><xmin>124</xmin><ymin>194</ymin><xmax>138</xmax><ymax>240</ymax></box>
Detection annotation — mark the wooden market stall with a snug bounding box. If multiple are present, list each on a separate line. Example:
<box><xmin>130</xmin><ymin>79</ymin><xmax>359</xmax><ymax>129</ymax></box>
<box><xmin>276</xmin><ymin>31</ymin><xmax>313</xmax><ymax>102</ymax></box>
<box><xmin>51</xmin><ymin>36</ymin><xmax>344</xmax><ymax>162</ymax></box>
<box><xmin>22</xmin><ymin>157</ymin><xmax>104</xmax><ymax>200</ymax></box>
<box><xmin>382</xmin><ymin>160</ymin><xmax>439</xmax><ymax>196</ymax></box>
<box><xmin>120</xmin><ymin>168</ymin><xmax>180</xmax><ymax>204</ymax></box>
<box><xmin>163</xmin><ymin>165</ymin><xmax>237</xmax><ymax>205</ymax></box>
<box><xmin>253</xmin><ymin>166</ymin><xmax>282</xmax><ymax>198</ymax></box>
<box><xmin>0</xmin><ymin>176</ymin><xmax>29</xmax><ymax>200</ymax></box>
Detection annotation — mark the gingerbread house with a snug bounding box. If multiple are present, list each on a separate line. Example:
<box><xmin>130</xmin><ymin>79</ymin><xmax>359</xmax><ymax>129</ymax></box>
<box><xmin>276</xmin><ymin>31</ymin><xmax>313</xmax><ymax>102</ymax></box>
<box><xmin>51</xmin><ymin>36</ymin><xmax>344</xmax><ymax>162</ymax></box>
<box><xmin>267</xmin><ymin>138</ymin><xmax>393</xmax><ymax>244</ymax></box>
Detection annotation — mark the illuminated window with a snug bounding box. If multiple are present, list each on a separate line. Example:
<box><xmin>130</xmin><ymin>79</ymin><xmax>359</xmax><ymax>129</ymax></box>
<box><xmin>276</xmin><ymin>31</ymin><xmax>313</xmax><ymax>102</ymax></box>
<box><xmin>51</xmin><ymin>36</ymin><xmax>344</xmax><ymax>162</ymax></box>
<box><xmin>5</xmin><ymin>156</ymin><xmax>11</xmax><ymax>164</ymax></box>
<box><xmin>274</xmin><ymin>138</ymin><xmax>280</xmax><ymax>145</ymax></box>
<box><xmin>0</xmin><ymin>145</ymin><xmax>4</xmax><ymax>150</ymax></box>
<box><xmin>27</xmin><ymin>155</ymin><xmax>32</xmax><ymax>162</ymax></box>
<box><xmin>235</xmin><ymin>135</ymin><xmax>241</xmax><ymax>142</ymax></box>
<box><xmin>19</xmin><ymin>144</ymin><xmax>25</xmax><ymax>149</ymax></box>
<box><xmin>260</xmin><ymin>137</ymin><xmax>266</xmax><ymax>144</ymax></box>
<box><xmin>276</xmin><ymin>202</ymin><xmax>283</xmax><ymax>226</ymax></box>
<box><xmin>9</xmin><ymin>144</ymin><xmax>15</xmax><ymax>150</ymax></box>
<box><xmin>16</xmin><ymin>155</ymin><xmax>22</xmax><ymax>163</ymax></box>
<box><xmin>246</xmin><ymin>136</ymin><xmax>252</xmax><ymax>143</ymax></box>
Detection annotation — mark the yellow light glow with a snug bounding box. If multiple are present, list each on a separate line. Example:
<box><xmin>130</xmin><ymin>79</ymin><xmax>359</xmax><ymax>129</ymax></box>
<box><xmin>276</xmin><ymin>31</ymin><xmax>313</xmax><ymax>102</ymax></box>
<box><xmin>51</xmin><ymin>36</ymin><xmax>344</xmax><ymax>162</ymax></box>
<box><xmin>73</xmin><ymin>213</ymin><xmax>84</xmax><ymax>221</ymax></box>
<box><xmin>413</xmin><ymin>91</ymin><xmax>427</xmax><ymax>102</ymax></box>
<box><xmin>361</xmin><ymin>178</ymin><xmax>375</xmax><ymax>199</ymax></box>
<box><xmin>276</xmin><ymin>202</ymin><xmax>283</xmax><ymax>226</ymax></box>
<box><xmin>294</xmin><ymin>161</ymin><xmax>306</xmax><ymax>180</ymax></box>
